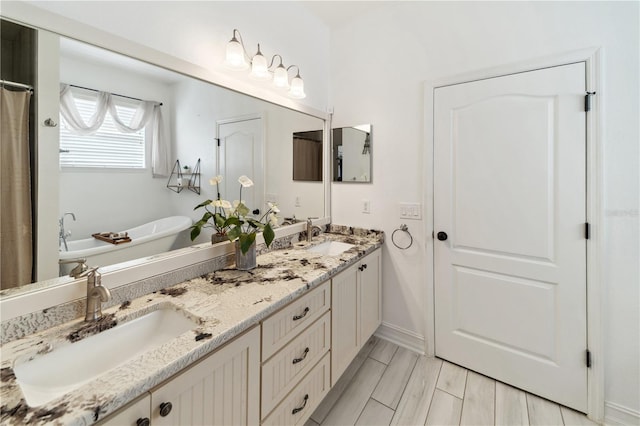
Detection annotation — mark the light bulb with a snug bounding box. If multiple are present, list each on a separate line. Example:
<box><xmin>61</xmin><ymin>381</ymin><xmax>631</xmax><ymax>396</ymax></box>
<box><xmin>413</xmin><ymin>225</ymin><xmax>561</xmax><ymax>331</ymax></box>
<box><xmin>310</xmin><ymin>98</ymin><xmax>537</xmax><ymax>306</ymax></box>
<box><xmin>273</xmin><ymin>64</ymin><xmax>289</xmax><ymax>88</ymax></box>
<box><xmin>224</xmin><ymin>35</ymin><xmax>248</xmax><ymax>70</ymax></box>
<box><xmin>288</xmin><ymin>73</ymin><xmax>306</xmax><ymax>99</ymax></box>
<box><xmin>250</xmin><ymin>46</ymin><xmax>270</xmax><ymax>80</ymax></box>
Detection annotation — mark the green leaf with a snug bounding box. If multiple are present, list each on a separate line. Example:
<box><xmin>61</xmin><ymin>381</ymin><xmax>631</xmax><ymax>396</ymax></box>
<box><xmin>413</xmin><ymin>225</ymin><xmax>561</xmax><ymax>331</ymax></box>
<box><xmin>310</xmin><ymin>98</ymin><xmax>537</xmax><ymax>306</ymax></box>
<box><xmin>213</xmin><ymin>213</ymin><xmax>226</xmax><ymax>228</ymax></box>
<box><xmin>263</xmin><ymin>224</ymin><xmax>275</xmax><ymax>248</ymax></box>
<box><xmin>190</xmin><ymin>226</ymin><xmax>201</xmax><ymax>241</ymax></box>
<box><xmin>225</xmin><ymin>216</ymin><xmax>242</xmax><ymax>227</ymax></box>
<box><xmin>194</xmin><ymin>199</ymin><xmax>213</xmax><ymax>210</ymax></box>
<box><xmin>236</xmin><ymin>202</ymin><xmax>250</xmax><ymax>218</ymax></box>
<box><xmin>239</xmin><ymin>232</ymin><xmax>256</xmax><ymax>254</ymax></box>
<box><xmin>227</xmin><ymin>226</ymin><xmax>241</xmax><ymax>241</ymax></box>
<box><xmin>245</xmin><ymin>218</ymin><xmax>261</xmax><ymax>229</ymax></box>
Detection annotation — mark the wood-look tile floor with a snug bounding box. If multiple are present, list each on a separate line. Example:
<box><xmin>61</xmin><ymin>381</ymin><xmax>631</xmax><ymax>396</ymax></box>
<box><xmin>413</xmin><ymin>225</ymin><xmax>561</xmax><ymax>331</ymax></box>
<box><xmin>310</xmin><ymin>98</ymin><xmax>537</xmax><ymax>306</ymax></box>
<box><xmin>307</xmin><ymin>337</ymin><xmax>598</xmax><ymax>426</ymax></box>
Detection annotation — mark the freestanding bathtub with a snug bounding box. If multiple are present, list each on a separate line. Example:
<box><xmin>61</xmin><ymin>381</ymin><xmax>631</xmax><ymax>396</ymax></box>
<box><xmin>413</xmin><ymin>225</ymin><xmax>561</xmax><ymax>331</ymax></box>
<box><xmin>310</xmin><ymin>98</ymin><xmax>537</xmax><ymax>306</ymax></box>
<box><xmin>59</xmin><ymin>216</ymin><xmax>192</xmax><ymax>275</ymax></box>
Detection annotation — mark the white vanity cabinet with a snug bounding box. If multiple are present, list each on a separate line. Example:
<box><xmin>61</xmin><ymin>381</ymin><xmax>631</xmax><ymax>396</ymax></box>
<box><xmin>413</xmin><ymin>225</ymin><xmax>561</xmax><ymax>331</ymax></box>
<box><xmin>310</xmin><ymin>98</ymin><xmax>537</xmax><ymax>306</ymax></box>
<box><xmin>151</xmin><ymin>325</ymin><xmax>260</xmax><ymax>425</ymax></box>
<box><xmin>331</xmin><ymin>248</ymin><xmax>381</xmax><ymax>385</ymax></box>
<box><xmin>97</xmin><ymin>394</ymin><xmax>150</xmax><ymax>426</ymax></box>
<box><xmin>97</xmin><ymin>247</ymin><xmax>381</xmax><ymax>426</ymax></box>
<box><xmin>100</xmin><ymin>326</ymin><xmax>260</xmax><ymax>426</ymax></box>
<box><xmin>260</xmin><ymin>281</ymin><xmax>332</xmax><ymax>425</ymax></box>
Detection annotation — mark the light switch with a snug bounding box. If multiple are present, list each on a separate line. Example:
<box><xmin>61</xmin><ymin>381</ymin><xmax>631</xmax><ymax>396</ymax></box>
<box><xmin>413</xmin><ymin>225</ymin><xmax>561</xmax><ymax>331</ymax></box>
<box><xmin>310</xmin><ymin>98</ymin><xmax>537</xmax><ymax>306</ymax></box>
<box><xmin>399</xmin><ymin>202</ymin><xmax>422</xmax><ymax>220</ymax></box>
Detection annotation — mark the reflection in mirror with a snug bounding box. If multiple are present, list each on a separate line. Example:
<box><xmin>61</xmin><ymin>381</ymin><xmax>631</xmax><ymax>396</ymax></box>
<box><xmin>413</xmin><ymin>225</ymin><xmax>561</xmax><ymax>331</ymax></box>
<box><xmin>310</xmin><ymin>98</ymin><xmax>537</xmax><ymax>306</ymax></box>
<box><xmin>1</xmin><ymin>27</ymin><xmax>325</xmax><ymax>295</ymax></box>
<box><xmin>332</xmin><ymin>124</ymin><xmax>372</xmax><ymax>182</ymax></box>
<box><xmin>292</xmin><ymin>130</ymin><xmax>323</xmax><ymax>182</ymax></box>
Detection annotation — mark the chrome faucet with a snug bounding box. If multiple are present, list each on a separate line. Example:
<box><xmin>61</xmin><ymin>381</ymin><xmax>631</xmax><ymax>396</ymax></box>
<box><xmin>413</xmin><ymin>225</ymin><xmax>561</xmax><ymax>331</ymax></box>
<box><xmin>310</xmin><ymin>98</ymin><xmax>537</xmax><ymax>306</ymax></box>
<box><xmin>59</xmin><ymin>212</ymin><xmax>76</xmax><ymax>251</ymax></box>
<box><xmin>83</xmin><ymin>267</ymin><xmax>111</xmax><ymax>322</ymax></box>
<box><xmin>306</xmin><ymin>218</ymin><xmax>322</xmax><ymax>242</ymax></box>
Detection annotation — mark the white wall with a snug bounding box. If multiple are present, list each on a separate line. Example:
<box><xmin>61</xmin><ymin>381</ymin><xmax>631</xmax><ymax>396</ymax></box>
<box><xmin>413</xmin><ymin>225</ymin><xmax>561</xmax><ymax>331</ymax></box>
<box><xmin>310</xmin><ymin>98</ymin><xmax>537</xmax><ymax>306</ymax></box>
<box><xmin>329</xmin><ymin>1</ymin><xmax>639</xmax><ymax>421</ymax></box>
<box><xmin>25</xmin><ymin>0</ymin><xmax>330</xmax><ymax>112</ymax></box>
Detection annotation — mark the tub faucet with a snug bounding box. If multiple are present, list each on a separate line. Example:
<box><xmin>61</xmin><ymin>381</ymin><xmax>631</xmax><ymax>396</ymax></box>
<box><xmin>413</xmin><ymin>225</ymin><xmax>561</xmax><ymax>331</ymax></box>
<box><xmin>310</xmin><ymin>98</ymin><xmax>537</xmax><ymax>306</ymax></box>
<box><xmin>83</xmin><ymin>267</ymin><xmax>111</xmax><ymax>322</ymax></box>
<box><xmin>59</xmin><ymin>212</ymin><xmax>76</xmax><ymax>251</ymax></box>
<box><xmin>306</xmin><ymin>218</ymin><xmax>322</xmax><ymax>242</ymax></box>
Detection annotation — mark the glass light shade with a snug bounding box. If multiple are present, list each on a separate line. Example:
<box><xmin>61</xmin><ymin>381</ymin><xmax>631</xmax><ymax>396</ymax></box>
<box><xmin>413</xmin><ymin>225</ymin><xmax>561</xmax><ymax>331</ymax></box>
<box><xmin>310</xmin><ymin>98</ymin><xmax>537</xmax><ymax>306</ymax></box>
<box><xmin>273</xmin><ymin>65</ymin><xmax>289</xmax><ymax>88</ymax></box>
<box><xmin>225</xmin><ymin>38</ymin><xmax>248</xmax><ymax>70</ymax></box>
<box><xmin>250</xmin><ymin>52</ymin><xmax>270</xmax><ymax>80</ymax></box>
<box><xmin>288</xmin><ymin>74</ymin><xmax>306</xmax><ymax>99</ymax></box>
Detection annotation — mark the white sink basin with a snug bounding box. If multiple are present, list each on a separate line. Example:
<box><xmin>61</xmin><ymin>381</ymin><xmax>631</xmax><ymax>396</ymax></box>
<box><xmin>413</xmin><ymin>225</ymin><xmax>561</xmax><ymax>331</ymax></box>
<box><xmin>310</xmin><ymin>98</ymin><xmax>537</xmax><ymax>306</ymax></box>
<box><xmin>307</xmin><ymin>241</ymin><xmax>355</xmax><ymax>256</ymax></box>
<box><xmin>14</xmin><ymin>306</ymin><xmax>198</xmax><ymax>407</ymax></box>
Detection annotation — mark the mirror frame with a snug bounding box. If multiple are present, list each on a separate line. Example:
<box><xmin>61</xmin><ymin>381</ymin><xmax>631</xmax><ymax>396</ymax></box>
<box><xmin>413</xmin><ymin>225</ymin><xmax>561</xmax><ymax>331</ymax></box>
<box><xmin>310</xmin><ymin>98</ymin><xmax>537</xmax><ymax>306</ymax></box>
<box><xmin>0</xmin><ymin>2</ymin><xmax>331</xmax><ymax>321</ymax></box>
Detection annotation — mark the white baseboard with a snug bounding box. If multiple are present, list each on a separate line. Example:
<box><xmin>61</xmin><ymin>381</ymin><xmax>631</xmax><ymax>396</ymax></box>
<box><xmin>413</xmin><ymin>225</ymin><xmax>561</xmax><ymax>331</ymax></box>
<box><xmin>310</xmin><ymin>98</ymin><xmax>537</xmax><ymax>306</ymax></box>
<box><xmin>374</xmin><ymin>321</ymin><xmax>425</xmax><ymax>355</ymax></box>
<box><xmin>605</xmin><ymin>401</ymin><xmax>640</xmax><ymax>425</ymax></box>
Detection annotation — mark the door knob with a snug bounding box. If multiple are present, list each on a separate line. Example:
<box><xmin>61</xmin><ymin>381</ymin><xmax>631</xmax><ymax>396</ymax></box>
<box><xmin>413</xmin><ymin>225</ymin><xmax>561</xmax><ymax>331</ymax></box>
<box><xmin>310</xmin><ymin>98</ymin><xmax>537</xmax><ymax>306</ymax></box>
<box><xmin>437</xmin><ymin>232</ymin><xmax>448</xmax><ymax>241</ymax></box>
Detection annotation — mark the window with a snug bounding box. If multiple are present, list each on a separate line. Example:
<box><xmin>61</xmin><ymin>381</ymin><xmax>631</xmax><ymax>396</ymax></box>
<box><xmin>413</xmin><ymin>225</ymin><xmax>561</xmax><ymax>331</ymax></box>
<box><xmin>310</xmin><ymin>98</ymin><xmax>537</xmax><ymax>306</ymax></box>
<box><xmin>59</xmin><ymin>93</ymin><xmax>146</xmax><ymax>169</ymax></box>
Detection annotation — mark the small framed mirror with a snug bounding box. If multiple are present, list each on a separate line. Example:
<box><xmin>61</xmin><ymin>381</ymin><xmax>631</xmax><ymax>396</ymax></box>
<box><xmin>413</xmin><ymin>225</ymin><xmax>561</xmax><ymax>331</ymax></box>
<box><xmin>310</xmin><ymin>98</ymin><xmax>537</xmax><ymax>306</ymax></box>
<box><xmin>292</xmin><ymin>130</ymin><xmax>323</xmax><ymax>181</ymax></box>
<box><xmin>332</xmin><ymin>124</ymin><xmax>372</xmax><ymax>182</ymax></box>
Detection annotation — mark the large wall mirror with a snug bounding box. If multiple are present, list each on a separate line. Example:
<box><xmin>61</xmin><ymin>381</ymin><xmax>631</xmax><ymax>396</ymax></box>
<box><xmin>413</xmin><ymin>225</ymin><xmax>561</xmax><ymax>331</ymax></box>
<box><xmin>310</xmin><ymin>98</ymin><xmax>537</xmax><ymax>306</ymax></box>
<box><xmin>332</xmin><ymin>124</ymin><xmax>372</xmax><ymax>182</ymax></box>
<box><xmin>0</xmin><ymin>19</ymin><xmax>326</xmax><ymax>297</ymax></box>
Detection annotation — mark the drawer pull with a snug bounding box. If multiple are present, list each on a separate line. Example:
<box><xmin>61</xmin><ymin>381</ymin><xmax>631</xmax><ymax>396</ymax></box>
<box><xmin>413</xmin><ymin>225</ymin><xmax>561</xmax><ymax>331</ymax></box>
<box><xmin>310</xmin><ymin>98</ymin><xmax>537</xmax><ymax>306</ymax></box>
<box><xmin>292</xmin><ymin>307</ymin><xmax>310</xmax><ymax>321</ymax></box>
<box><xmin>159</xmin><ymin>402</ymin><xmax>172</xmax><ymax>417</ymax></box>
<box><xmin>292</xmin><ymin>347</ymin><xmax>310</xmax><ymax>364</ymax></box>
<box><xmin>136</xmin><ymin>418</ymin><xmax>150</xmax><ymax>426</ymax></box>
<box><xmin>292</xmin><ymin>394</ymin><xmax>309</xmax><ymax>415</ymax></box>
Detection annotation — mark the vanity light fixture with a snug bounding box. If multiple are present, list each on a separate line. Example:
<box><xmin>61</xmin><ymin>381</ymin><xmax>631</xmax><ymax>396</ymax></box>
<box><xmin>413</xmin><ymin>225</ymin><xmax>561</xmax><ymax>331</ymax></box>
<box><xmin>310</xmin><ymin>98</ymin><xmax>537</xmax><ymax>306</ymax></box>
<box><xmin>224</xmin><ymin>29</ymin><xmax>306</xmax><ymax>99</ymax></box>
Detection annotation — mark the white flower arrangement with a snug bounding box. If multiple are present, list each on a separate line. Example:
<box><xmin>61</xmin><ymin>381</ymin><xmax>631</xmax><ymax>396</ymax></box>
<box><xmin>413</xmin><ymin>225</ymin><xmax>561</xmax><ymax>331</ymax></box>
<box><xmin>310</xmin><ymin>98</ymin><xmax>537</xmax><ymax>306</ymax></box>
<box><xmin>191</xmin><ymin>175</ymin><xmax>278</xmax><ymax>254</ymax></box>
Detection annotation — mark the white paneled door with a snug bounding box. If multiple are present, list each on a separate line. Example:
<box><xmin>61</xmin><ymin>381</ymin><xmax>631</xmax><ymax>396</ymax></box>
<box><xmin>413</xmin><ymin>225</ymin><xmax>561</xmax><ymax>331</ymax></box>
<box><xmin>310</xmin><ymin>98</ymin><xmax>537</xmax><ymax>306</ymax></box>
<box><xmin>217</xmin><ymin>117</ymin><xmax>264</xmax><ymax>216</ymax></box>
<box><xmin>434</xmin><ymin>63</ymin><xmax>588</xmax><ymax>412</ymax></box>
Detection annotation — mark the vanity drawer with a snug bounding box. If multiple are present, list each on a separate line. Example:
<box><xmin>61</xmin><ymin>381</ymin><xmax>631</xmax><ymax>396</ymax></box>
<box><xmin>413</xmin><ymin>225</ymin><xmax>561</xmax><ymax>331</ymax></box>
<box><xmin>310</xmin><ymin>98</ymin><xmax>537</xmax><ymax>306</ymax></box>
<box><xmin>261</xmin><ymin>352</ymin><xmax>331</xmax><ymax>426</ymax></box>
<box><xmin>262</xmin><ymin>311</ymin><xmax>330</xmax><ymax>417</ymax></box>
<box><xmin>262</xmin><ymin>281</ymin><xmax>330</xmax><ymax>359</ymax></box>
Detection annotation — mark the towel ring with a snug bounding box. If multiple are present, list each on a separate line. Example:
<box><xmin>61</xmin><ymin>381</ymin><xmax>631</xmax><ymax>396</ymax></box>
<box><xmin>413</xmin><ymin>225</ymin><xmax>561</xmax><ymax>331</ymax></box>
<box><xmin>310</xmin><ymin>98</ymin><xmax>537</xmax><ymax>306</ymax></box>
<box><xmin>392</xmin><ymin>224</ymin><xmax>413</xmax><ymax>250</ymax></box>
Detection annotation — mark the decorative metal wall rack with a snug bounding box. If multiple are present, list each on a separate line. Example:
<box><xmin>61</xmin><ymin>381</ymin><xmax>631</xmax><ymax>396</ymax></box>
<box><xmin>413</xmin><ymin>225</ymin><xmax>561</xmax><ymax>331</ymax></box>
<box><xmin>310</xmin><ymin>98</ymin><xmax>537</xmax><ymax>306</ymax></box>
<box><xmin>167</xmin><ymin>158</ymin><xmax>201</xmax><ymax>194</ymax></box>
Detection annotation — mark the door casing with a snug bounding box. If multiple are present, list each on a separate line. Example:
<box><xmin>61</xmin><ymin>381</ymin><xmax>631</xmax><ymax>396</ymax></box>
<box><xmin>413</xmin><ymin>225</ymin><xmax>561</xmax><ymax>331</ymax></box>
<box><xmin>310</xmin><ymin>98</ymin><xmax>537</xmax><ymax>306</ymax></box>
<box><xmin>423</xmin><ymin>48</ymin><xmax>603</xmax><ymax>422</ymax></box>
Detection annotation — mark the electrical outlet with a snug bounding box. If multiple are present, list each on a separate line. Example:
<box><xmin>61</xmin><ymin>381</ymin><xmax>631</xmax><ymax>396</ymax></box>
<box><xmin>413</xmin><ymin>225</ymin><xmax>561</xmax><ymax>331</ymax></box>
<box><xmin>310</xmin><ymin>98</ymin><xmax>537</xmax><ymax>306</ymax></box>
<box><xmin>362</xmin><ymin>200</ymin><xmax>371</xmax><ymax>214</ymax></box>
<box><xmin>295</xmin><ymin>196</ymin><xmax>301</xmax><ymax>207</ymax></box>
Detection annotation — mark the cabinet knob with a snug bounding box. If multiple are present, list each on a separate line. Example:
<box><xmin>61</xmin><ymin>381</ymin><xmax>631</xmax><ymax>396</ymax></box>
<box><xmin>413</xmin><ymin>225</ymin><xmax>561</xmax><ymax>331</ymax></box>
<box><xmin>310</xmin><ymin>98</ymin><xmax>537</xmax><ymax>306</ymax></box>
<box><xmin>358</xmin><ymin>264</ymin><xmax>368</xmax><ymax>271</ymax></box>
<box><xmin>136</xmin><ymin>418</ymin><xmax>150</xmax><ymax>426</ymax></box>
<box><xmin>159</xmin><ymin>401</ymin><xmax>173</xmax><ymax>417</ymax></box>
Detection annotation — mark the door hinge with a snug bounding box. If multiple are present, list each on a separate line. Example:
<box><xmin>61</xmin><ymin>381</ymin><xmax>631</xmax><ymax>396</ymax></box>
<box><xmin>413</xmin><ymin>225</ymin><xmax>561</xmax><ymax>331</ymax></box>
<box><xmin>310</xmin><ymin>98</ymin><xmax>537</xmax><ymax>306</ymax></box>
<box><xmin>586</xmin><ymin>349</ymin><xmax>592</xmax><ymax>368</ymax></box>
<box><xmin>215</xmin><ymin>138</ymin><xmax>221</xmax><ymax>146</ymax></box>
<box><xmin>585</xmin><ymin>222</ymin><xmax>590</xmax><ymax>239</ymax></box>
<box><xmin>585</xmin><ymin>91</ymin><xmax>596</xmax><ymax>112</ymax></box>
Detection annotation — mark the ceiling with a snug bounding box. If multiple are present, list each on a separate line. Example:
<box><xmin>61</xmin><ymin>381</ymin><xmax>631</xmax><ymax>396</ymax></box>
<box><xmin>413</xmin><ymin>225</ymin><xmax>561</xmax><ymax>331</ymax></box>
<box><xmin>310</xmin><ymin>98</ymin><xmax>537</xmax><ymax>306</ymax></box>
<box><xmin>298</xmin><ymin>1</ymin><xmax>388</xmax><ymax>29</ymax></box>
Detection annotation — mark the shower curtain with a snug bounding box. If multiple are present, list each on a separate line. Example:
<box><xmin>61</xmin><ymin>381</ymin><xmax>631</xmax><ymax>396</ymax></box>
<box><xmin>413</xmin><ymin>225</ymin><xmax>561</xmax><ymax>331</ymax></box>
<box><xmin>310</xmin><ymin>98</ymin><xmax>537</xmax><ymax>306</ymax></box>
<box><xmin>1</xmin><ymin>87</ymin><xmax>33</xmax><ymax>289</ymax></box>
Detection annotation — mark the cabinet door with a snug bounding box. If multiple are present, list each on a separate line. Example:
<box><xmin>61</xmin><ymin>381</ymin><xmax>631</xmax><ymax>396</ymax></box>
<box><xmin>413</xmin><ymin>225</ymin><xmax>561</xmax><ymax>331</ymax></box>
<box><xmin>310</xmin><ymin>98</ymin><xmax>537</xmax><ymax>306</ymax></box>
<box><xmin>331</xmin><ymin>263</ymin><xmax>359</xmax><ymax>385</ymax></box>
<box><xmin>151</xmin><ymin>326</ymin><xmax>260</xmax><ymax>426</ymax></box>
<box><xmin>359</xmin><ymin>249</ymin><xmax>382</xmax><ymax>345</ymax></box>
<box><xmin>97</xmin><ymin>394</ymin><xmax>150</xmax><ymax>426</ymax></box>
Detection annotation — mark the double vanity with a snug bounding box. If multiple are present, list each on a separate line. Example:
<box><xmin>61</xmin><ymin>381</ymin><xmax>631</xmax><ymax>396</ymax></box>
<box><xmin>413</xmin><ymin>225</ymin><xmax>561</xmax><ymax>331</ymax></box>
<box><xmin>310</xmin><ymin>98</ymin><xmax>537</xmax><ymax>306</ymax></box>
<box><xmin>0</xmin><ymin>226</ymin><xmax>383</xmax><ymax>425</ymax></box>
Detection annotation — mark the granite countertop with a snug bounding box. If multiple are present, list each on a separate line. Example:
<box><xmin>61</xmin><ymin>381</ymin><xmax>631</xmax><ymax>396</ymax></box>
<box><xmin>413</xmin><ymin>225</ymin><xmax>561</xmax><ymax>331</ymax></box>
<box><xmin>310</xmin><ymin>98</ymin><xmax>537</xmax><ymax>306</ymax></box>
<box><xmin>0</xmin><ymin>228</ymin><xmax>383</xmax><ymax>425</ymax></box>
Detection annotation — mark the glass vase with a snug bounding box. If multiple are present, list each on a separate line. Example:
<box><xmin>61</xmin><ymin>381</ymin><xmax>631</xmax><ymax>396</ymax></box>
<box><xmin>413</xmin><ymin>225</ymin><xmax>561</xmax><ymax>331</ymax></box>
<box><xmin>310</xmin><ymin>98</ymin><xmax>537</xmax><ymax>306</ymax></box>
<box><xmin>235</xmin><ymin>240</ymin><xmax>257</xmax><ymax>270</ymax></box>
